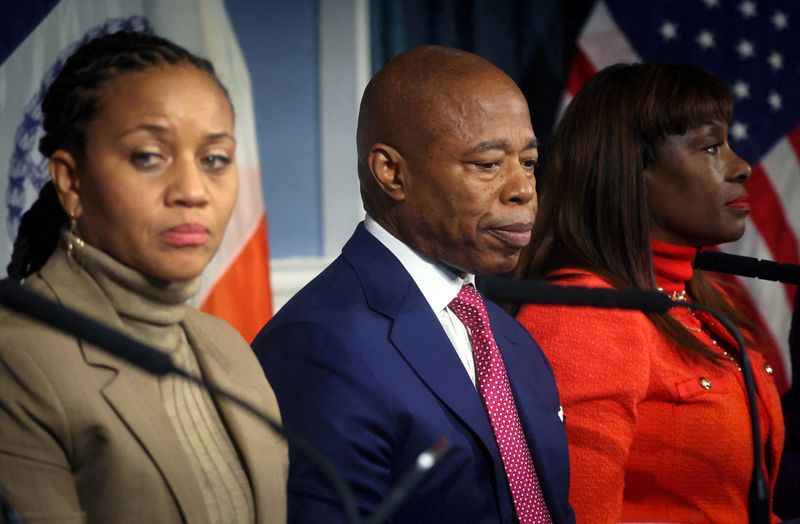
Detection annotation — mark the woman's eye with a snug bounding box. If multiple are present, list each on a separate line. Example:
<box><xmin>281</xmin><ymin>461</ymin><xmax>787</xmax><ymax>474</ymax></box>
<box><xmin>130</xmin><ymin>151</ymin><xmax>163</xmax><ymax>169</ymax></box>
<box><xmin>704</xmin><ymin>144</ymin><xmax>721</xmax><ymax>155</ymax></box>
<box><xmin>202</xmin><ymin>154</ymin><xmax>232</xmax><ymax>171</ymax></box>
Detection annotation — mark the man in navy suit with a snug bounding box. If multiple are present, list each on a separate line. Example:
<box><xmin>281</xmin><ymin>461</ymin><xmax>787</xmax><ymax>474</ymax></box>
<box><xmin>253</xmin><ymin>45</ymin><xmax>574</xmax><ymax>523</ymax></box>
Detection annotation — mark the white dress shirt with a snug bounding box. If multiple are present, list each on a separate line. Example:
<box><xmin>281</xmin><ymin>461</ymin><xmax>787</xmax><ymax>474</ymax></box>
<box><xmin>364</xmin><ymin>216</ymin><xmax>477</xmax><ymax>386</ymax></box>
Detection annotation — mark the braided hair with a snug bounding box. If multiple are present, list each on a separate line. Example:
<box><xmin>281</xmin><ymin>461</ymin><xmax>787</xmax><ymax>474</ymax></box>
<box><xmin>7</xmin><ymin>30</ymin><xmax>229</xmax><ymax>279</ymax></box>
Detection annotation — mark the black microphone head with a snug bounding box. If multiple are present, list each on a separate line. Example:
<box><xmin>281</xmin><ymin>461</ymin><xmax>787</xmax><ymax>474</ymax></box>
<box><xmin>695</xmin><ymin>250</ymin><xmax>800</xmax><ymax>284</ymax></box>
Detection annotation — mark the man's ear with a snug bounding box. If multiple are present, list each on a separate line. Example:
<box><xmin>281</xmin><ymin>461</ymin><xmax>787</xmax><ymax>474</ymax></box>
<box><xmin>49</xmin><ymin>149</ymin><xmax>82</xmax><ymax>217</ymax></box>
<box><xmin>368</xmin><ymin>143</ymin><xmax>407</xmax><ymax>202</ymax></box>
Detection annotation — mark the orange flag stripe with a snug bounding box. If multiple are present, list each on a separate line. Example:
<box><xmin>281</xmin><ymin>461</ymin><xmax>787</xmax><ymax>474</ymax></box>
<box><xmin>201</xmin><ymin>214</ymin><xmax>272</xmax><ymax>343</ymax></box>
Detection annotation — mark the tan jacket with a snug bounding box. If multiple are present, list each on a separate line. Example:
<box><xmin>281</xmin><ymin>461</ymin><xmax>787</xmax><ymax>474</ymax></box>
<box><xmin>0</xmin><ymin>248</ymin><xmax>287</xmax><ymax>523</ymax></box>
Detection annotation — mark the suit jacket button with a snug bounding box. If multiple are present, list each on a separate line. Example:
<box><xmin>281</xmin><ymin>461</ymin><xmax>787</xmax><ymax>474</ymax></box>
<box><xmin>764</xmin><ymin>363</ymin><xmax>774</xmax><ymax>376</ymax></box>
<box><xmin>699</xmin><ymin>377</ymin><xmax>712</xmax><ymax>390</ymax></box>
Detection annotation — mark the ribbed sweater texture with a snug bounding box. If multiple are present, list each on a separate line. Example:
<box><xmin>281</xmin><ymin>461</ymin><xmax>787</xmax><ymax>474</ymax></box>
<box><xmin>72</xmin><ymin>230</ymin><xmax>255</xmax><ymax>523</ymax></box>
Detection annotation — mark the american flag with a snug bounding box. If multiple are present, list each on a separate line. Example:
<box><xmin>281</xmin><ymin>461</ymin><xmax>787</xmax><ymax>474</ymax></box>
<box><xmin>566</xmin><ymin>0</ymin><xmax>799</xmax><ymax>390</ymax></box>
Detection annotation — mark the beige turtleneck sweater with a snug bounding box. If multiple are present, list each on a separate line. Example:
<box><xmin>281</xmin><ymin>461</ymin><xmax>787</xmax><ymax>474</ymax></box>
<box><xmin>72</xmin><ymin>230</ymin><xmax>255</xmax><ymax>523</ymax></box>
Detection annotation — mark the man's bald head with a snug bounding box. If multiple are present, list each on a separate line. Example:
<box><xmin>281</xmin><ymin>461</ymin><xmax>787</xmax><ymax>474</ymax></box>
<box><xmin>357</xmin><ymin>45</ymin><xmax>538</xmax><ymax>276</ymax></box>
<box><xmin>357</xmin><ymin>46</ymin><xmax>525</xmax><ymax>216</ymax></box>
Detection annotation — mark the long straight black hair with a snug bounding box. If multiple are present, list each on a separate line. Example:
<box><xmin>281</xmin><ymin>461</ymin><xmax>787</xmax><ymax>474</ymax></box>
<box><xmin>514</xmin><ymin>62</ymin><xmax>756</xmax><ymax>360</ymax></box>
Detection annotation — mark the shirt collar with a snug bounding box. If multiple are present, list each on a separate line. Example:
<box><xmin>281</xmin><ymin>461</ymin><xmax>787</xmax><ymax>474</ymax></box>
<box><xmin>364</xmin><ymin>216</ymin><xmax>474</xmax><ymax>313</ymax></box>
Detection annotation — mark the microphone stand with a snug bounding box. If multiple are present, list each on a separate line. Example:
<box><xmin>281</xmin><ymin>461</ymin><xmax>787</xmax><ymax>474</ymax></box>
<box><xmin>674</xmin><ymin>301</ymin><xmax>768</xmax><ymax>524</ymax></box>
<box><xmin>0</xmin><ymin>279</ymin><xmax>448</xmax><ymax>524</ymax></box>
<box><xmin>480</xmin><ymin>276</ymin><xmax>770</xmax><ymax>524</ymax></box>
<box><xmin>0</xmin><ymin>490</ymin><xmax>22</xmax><ymax>524</ymax></box>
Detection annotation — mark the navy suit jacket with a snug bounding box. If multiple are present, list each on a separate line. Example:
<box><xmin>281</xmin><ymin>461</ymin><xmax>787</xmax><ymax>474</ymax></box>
<box><xmin>254</xmin><ymin>224</ymin><xmax>574</xmax><ymax>523</ymax></box>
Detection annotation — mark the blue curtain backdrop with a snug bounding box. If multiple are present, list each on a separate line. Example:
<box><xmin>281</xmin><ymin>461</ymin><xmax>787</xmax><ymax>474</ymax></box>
<box><xmin>369</xmin><ymin>0</ymin><xmax>595</xmax><ymax>147</ymax></box>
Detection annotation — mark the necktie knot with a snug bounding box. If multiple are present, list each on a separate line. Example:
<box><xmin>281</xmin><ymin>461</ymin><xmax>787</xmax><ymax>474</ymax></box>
<box><xmin>448</xmin><ymin>284</ymin><xmax>491</xmax><ymax>335</ymax></box>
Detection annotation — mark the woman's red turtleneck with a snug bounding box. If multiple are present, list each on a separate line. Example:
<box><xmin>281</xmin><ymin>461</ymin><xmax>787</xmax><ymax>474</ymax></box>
<box><xmin>651</xmin><ymin>238</ymin><xmax>696</xmax><ymax>292</ymax></box>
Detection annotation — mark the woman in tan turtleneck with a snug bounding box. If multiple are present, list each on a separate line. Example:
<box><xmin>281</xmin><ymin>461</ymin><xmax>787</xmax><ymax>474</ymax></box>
<box><xmin>0</xmin><ymin>31</ymin><xmax>286</xmax><ymax>523</ymax></box>
<box><xmin>510</xmin><ymin>63</ymin><xmax>784</xmax><ymax>523</ymax></box>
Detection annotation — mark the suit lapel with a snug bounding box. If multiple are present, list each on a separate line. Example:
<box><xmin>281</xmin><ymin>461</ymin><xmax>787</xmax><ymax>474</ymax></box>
<box><xmin>343</xmin><ymin>224</ymin><xmax>502</xmax><ymax>467</ymax></box>
<box><xmin>496</xmin><ymin>324</ymin><xmax>550</xmax><ymax>439</ymax></box>
<box><xmin>183</xmin><ymin>310</ymin><xmax>285</xmax><ymax>523</ymax></box>
<box><xmin>97</xmin><ymin>362</ymin><xmax>209</xmax><ymax>524</ymax></box>
<box><xmin>39</xmin><ymin>251</ymin><xmax>209</xmax><ymax>524</ymax></box>
<box><xmin>389</xmin><ymin>288</ymin><xmax>499</xmax><ymax>455</ymax></box>
<box><xmin>491</xmin><ymin>308</ymin><xmax>565</xmax><ymax>519</ymax></box>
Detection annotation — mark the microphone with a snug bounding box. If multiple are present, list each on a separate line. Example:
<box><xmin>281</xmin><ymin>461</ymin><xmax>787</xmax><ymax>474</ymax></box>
<box><xmin>694</xmin><ymin>250</ymin><xmax>800</xmax><ymax>285</ymax></box>
<box><xmin>0</xmin><ymin>279</ymin><xmax>448</xmax><ymax>524</ymax></box>
<box><xmin>479</xmin><ymin>276</ymin><xmax>769</xmax><ymax>524</ymax></box>
<box><xmin>364</xmin><ymin>437</ymin><xmax>450</xmax><ymax>524</ymax></box>
<box><xmin>478</xmin><ymin>275</ymin><xmax>673</xmax><ymax>312</ymax></box>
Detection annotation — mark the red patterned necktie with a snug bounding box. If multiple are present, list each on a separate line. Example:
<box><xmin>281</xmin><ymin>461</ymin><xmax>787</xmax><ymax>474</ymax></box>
<box><xmin>449</xmin><ymin>284</ymin><xmax>552</xmax><ymax>524</ymax></box>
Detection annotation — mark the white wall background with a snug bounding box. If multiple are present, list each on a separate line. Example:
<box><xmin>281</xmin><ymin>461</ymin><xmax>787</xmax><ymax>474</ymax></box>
<box><xmin>226</xmin><ymin>0</ymin><xmax>371</xmax><ymax>311</ymax></box>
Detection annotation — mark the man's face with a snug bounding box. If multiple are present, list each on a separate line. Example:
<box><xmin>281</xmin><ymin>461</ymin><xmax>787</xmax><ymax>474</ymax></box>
<box><xmin>395</xmin><ymin>77</ymin><xmax>538</xmax><ymax>276</ymax></box>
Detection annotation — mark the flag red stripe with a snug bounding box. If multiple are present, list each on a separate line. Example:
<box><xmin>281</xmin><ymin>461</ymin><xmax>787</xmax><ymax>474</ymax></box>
<box><xmin>201</xmin><ymin>214</ymin><xmax>272</xmax><ymax>343</ymax></box>
<box><xmin>786</xmin><ymin>127</ymin><xmax>800</xmax><ymax>267</ymax></box>
<box><xmin>745</xmin><ymin>164</ymin><xmax>798</xmax><ymax>305</ymax></box>
<box><xmin>747</xmin><ymin>165</ymin><xmax>800</xmax><ymax>266</ymax></box>
<box><xmin>566</xmin><ymin>48</ymin><xmax>598</xmax><ymax>97</ymax></box>
<box><xmin>787</xmin><ymin>126</ymin><xmax>800</xmax><ymax>166</ymax></box>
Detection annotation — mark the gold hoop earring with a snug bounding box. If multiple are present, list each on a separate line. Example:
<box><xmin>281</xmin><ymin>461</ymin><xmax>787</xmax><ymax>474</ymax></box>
<box><xmin>66</xmin><ymin>213</ymin><xmax>84</xmax><ymax>266</ymax></box>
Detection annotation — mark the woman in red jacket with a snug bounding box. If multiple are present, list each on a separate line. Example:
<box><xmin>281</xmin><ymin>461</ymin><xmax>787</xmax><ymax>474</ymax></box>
<box><xmin>514</xmin><ymin>63</ymin><xmax>784</xmax><ymax>523</ymax></box>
